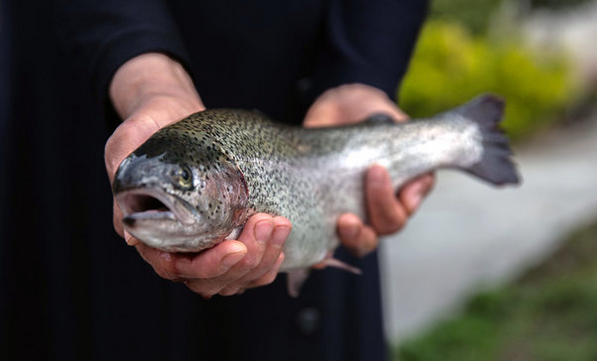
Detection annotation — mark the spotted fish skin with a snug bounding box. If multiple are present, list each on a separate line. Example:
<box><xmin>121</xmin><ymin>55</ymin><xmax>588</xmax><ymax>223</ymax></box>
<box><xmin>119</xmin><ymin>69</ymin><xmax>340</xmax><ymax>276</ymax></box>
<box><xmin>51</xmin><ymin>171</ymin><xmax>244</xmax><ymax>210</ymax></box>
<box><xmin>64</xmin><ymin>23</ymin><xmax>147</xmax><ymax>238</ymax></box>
<box><xmin>113</xmin><ymin>94</ymin><xmax>520</xmax><ymax>272</ymax></box>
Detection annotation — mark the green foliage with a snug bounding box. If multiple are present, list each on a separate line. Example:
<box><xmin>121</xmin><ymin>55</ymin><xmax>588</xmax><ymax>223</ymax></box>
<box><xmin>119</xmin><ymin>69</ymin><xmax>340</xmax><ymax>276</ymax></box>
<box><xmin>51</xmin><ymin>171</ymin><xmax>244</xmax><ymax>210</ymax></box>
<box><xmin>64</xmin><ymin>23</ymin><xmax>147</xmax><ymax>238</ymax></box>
<box><xmin>429</xmin><ymin>0</ymin><xmax>594</xmax><ymax>34</ymax></box>
<box><xmin>429</xmin><ymin>0</ymin><xmax>505</xmax><ymax>34</ymax></box>
<box><xmin>398</xmin><ymin>20</ymin><xmax>575</xmax><ymax>141</ymax></box>
<box><xmin>531</xmin><ymin>0</ymin><xmax>593</xmax><ymax>10</ymax></box>
<box><xmin>393</xmin><ymin>220</ymin><xmax>597</xmax><ymax>361</ymax></box>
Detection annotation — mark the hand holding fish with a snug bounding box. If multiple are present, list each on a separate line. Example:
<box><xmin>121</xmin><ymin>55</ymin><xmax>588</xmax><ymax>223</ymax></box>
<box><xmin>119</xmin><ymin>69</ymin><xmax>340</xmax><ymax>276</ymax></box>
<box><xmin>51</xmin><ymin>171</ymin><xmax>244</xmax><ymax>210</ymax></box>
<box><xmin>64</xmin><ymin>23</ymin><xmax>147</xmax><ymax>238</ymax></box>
<box><xmin>105</xmin><ymin>53</ymin><xmax>291</xmax><ymax>297</ymax></box>
<box><xmin>304</xmin><ymin>84</ymin><xmax>435</xmax><ymax>257</ymax></box>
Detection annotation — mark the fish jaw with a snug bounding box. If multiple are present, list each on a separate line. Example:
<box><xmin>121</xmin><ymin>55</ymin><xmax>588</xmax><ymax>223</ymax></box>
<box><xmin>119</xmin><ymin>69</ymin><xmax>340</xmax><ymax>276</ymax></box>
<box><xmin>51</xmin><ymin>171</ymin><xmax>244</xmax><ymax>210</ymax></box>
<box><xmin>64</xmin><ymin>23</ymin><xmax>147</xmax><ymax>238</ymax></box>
<box><xmin>115</xmin><ymin>188</ymin><xmax>222</xmax><ymax>252</ymax></box>
<box><xmin>112</xmin><ymin>143</ymin><xmax>250</xmax><ymax>252</ymax></box>
<box><xmin>116</xmin><ymin>188</ymin><xmax>197</xmax><ymax>226</ymax></box>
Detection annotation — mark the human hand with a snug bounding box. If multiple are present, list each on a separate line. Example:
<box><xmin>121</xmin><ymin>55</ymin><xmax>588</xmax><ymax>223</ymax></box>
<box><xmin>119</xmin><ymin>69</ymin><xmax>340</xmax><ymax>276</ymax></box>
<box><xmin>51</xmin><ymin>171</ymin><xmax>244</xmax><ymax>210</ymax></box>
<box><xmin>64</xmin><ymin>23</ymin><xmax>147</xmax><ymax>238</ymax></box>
<box><xmin>304</xmin><ymin>83</ymin><xmax>435</xmax><ymax>257</ymax></box>
<box><xmin>105</xmin><ymin>53</ymin><xmax>290</xmax><ymax>297</ymax></box>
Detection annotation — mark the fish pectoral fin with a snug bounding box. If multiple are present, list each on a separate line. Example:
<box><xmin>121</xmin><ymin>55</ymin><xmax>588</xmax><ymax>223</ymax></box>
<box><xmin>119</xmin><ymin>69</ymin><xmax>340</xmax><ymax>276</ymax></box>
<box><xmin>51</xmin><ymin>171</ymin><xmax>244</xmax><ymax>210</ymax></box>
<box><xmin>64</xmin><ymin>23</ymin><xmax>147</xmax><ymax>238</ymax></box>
<box><xmin>287</xmin><ymin>269</ymin><xmax>311</xmax><ymax>298</ymax></box>
<box><xmin>224</xmin><ymin>226</ymin><xmax>243</xmax><ymax>241</ymax></box>
<box><xmin>318</xmin><ymin>257</ymin><xmax>362</xmax><ymax>275</ymax></box>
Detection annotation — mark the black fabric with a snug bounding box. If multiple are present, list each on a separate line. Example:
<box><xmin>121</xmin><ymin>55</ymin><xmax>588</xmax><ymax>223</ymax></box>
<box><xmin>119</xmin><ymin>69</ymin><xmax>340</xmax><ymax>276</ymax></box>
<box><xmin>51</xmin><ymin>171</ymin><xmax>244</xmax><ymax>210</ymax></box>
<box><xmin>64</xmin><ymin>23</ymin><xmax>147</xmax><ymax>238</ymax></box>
<box><xmin>0</xmin><ymin>0</ymin><xmax>427</xmax><ymax>360</ymax></box>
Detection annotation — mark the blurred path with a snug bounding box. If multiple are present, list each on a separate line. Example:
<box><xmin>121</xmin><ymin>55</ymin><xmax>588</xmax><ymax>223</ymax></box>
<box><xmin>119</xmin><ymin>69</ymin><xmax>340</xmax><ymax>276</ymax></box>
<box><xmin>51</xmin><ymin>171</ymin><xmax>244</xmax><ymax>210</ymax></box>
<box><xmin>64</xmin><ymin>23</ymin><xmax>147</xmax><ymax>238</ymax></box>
<box><xmin>380</xmin><ymin>114</ymin><xmax>597</xmax><ymax>342</ymax></box>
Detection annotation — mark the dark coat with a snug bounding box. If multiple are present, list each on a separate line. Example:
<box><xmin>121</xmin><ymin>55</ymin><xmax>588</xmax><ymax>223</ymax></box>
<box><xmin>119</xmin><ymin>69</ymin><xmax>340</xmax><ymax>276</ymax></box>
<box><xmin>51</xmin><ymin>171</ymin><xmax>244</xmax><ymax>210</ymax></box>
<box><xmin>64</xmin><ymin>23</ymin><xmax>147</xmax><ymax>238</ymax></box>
<box><xmin>0</xmin><ymin>1</ymin><xmax>427</xmax><ymax>360</ymax></box>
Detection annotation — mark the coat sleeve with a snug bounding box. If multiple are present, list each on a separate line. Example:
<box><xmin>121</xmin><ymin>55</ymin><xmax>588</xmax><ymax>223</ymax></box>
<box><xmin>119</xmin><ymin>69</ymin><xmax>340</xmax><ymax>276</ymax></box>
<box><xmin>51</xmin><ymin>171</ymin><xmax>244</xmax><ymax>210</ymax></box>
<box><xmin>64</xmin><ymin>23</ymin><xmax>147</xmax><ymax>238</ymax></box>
<box><xmin>55</xmin><ymin>0</ymin><xmax>190</xmax><ymax>99</ymax></box>
<box><xmin>309</xmin><ymin>0</ymin><xmax>429</xmax><ymax>101</ymax></box>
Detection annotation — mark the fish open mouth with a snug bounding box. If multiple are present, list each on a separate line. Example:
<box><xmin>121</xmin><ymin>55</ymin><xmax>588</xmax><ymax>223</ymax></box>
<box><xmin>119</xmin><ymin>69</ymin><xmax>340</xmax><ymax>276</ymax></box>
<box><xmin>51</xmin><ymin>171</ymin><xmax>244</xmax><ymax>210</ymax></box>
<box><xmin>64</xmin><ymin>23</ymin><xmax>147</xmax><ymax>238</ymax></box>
<box><xmin>115</xmin><ymin>189</ymin><xmax>196</xmax><ymax>226</ymax></box>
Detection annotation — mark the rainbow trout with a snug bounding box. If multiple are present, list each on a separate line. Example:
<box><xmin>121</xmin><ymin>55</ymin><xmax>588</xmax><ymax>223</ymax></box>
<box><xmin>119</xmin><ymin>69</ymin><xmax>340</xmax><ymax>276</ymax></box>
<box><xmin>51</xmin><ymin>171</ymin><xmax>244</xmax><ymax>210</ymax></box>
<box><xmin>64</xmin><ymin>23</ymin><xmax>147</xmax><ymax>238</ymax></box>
<box><xmin>113</xmin><ymin>95</ymin><xmax>520</xmax><ymax>295</ymax></box>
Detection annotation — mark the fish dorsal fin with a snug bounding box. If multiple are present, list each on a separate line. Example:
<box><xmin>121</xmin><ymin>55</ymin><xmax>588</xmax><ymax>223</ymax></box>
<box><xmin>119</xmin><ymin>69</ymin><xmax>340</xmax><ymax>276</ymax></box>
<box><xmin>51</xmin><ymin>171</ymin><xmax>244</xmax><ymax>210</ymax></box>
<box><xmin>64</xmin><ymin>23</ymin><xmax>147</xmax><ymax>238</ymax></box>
<box><xmin>363</xmin><ymin>113</ymin><xmax>395</xmax><ymax>125</ymax></box>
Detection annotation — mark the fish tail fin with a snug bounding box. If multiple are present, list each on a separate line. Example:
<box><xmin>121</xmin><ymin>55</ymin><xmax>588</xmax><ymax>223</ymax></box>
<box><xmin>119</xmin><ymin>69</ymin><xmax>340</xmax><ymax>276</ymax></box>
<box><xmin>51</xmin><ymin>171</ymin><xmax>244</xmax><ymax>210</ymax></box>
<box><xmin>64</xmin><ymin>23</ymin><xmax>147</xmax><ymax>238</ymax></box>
<box><xmin>453</xmin><ymin>94</ymin><xmax>521</xmax><ymax>186</ymax></box>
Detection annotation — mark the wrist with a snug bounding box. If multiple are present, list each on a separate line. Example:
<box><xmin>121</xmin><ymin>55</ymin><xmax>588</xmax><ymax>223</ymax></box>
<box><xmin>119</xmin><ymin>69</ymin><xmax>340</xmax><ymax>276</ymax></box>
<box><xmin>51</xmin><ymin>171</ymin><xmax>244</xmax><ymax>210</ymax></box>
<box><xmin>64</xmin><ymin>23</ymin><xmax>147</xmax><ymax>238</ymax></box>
<box><xmin>109</xmin><ymin>53</ymin><xmax>204</xmax><ymax>119</ymax></box>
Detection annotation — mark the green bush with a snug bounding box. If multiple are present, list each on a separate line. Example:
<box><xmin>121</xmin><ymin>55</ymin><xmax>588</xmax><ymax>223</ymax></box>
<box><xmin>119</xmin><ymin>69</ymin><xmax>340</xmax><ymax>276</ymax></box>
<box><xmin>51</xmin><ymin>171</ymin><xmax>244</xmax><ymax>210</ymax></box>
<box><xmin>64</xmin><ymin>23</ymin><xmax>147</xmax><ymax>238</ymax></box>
<box><xmin>398</xmin><ymin>20</ymin><xmax>576</xmax><ymax>141</ymax></box>
<box><xmin>430</xmin><ymin>0</ymin><xmax>505</xmax><ymax>34</ymax></box>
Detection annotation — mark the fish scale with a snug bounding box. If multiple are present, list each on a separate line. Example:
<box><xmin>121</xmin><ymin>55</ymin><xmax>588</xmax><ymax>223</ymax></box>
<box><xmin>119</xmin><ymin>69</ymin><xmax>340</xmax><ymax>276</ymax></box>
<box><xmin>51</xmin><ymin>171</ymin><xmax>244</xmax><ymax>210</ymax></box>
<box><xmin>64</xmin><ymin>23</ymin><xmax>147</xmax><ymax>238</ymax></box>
<box><xmin>113</xmin><ymin>94</ymin><xmax>520</xmax><ymax>295</ymax></box>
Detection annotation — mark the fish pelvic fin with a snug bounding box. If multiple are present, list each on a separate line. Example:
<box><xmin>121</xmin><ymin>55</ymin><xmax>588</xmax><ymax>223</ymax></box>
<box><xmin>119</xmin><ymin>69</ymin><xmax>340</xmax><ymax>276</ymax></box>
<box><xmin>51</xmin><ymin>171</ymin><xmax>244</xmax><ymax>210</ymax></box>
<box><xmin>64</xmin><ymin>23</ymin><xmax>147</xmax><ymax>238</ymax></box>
<box><xmin>454</xmin><ymin>94</ymin><xmax>521</xmax><ymax>186</ymax></box>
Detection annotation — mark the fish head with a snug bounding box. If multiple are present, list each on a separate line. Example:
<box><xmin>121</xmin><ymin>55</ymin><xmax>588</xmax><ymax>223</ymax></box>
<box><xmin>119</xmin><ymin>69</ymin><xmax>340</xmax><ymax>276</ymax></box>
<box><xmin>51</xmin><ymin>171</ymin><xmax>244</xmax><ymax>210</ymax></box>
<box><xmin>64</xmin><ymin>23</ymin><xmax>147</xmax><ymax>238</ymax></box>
<box><xmin>113</xmin><ymin>129</ymin><xmax>248</xmax><ymax>252</ymax></box>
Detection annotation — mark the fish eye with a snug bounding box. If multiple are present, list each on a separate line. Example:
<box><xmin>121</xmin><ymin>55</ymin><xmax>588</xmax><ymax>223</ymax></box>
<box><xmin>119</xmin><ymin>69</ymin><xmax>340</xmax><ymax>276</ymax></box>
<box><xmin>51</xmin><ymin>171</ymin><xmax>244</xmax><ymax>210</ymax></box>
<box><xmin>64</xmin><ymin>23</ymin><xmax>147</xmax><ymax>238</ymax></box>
<box><xmin>175</xmin><ymin>166</ymin><xmax>193</xmax><ymax>189</ymax></box>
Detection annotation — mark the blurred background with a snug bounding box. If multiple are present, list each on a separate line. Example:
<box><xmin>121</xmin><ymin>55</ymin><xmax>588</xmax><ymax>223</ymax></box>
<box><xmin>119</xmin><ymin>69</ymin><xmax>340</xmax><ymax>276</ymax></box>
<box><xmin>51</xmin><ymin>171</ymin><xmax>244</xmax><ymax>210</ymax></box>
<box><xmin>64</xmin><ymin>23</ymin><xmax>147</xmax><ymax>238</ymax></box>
<box><xmin>381</xmin><ymin>0</ymin><xmax>597</xmax><ymax>360</ymax></box>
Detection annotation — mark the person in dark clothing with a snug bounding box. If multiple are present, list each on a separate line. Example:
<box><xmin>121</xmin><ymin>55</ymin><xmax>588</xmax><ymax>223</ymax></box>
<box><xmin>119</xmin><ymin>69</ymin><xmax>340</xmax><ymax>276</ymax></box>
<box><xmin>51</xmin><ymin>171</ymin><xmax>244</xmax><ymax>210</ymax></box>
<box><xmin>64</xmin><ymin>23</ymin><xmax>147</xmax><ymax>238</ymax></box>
<box><xmin>0</xmin><ymin>1</ymin><xmax>430</xmax><ymax>360</ymax></box>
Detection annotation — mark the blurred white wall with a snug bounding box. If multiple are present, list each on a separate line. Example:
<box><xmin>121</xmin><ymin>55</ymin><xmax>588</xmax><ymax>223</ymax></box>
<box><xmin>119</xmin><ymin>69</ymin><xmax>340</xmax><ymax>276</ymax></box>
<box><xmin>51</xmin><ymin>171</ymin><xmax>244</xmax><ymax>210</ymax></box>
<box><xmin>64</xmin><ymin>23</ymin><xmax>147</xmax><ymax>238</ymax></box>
<box><xmin>524</xmin><ymin>0</ymin><xmax>597</xmax><ymax>85</ymax></box>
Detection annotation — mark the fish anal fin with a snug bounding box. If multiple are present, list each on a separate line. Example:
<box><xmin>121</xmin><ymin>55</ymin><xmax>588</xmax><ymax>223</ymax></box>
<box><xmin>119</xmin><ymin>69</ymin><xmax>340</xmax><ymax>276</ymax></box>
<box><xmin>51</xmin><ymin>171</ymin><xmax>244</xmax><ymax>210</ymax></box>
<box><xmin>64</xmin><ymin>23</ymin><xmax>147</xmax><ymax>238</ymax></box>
<box><xmin>224</xmin><ymin>226</ymin><xmax>243</xmax><ymax>241</ymax></box>
<box><xmin>287</xmin><ymin>269</ymin><xmax>311</xmax><ymax>298</ymax></box>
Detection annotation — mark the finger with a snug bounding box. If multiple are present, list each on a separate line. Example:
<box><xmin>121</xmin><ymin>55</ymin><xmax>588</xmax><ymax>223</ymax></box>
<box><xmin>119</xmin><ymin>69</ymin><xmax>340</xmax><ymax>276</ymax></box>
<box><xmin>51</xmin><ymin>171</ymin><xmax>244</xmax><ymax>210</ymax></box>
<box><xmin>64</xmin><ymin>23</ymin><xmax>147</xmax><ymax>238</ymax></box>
<box><xmin>218</xmin><ymin>252</ymin><xmax>286</xmax><ymax>296</ymax></box>
<box><xmin>104</xmin><ymin>116</ymin><xmax>165</xmax><ymax>180</ymax></box>
<box><xmin>392</xmin><ymin>107</ymin><xmax>409</xmax><ymax>122</ymax></box>
<box><xmin>399</xmin><ymin>172</ymin><xmax>435</xmax><ymax>215</ymax></box>
<box><xmin>222</xmin><ymin>217</ymin><xmax>291</xmax><ymax>289</ymax></box>
<box><xmin>184</xmin><ymin>214</ymin><xmax>275</xmax><ymax>297</ymax></box>
<box><xmin>366</xmin><ymin>165</ymin><xmax>408</xmax><ymax>235</ymax></box>
<box><xmin>228</xmin><ymin>214</ymin><xmax>274</xmax><ymax>273</ymax></box>
<box><xmin>112</xmin><ymin>199</ymin><xmax>125</xmax><ymax>238</ymax></box>
<box><xmin>337</xmin><ymin>213</ymin><xmax>378</xmax><ymax>257</ymax></box>
<box><xmin>246</xmin><ymin>252</ymin><xmax>285</xmax><ymax>289</ymax></box>
<box><xmin>123</xmin><ymin>230</ymin><xmax>140</xmax><ymax>246</ymax></box>
<box><xmin>136</xmin><ymin>240</ymin><xmax>247</xmax><ymax>281</ymax></box>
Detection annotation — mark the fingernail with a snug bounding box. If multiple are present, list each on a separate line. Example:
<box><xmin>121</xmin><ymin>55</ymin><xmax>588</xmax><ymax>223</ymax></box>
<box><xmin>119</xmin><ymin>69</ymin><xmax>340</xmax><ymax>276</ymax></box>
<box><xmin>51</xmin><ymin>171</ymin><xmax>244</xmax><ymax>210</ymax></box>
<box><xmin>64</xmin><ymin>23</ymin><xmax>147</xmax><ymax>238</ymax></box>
<box><xmin>340</xmin><ymin>223</ymin><xmax>359</xmax><ymax>240</ymax></box>
<box><xmin>368</xmin><ymin>166</ymin><xmax>386</xmax><ymax>187</ymax></box>
<box><xmin>221</xmin><ymin>250</ymin><xmax>246</xmax><ymax>270</ymax></box>
<box><xmin>271</xmin><ymin>226</ymin><xmax>291</xmax><ymax>248</ymax></box>
<box><xmin>255</xmin><ymin>220</ymin><xmax>274</xmax><ymax>242</ymax></box>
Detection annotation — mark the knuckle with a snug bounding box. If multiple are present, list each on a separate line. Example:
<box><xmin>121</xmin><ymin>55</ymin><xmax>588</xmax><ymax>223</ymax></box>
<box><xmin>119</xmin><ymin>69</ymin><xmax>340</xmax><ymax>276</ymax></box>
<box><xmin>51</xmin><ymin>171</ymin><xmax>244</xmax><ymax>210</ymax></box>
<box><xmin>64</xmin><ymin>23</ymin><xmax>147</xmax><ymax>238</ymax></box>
<box><xmin>239</xmin><ymin>254</ymin><xmax>261</xmax><ymax>270</ymax></box>
<box><xmin>252</xmin><ymin>254</ymin><xmax>283</xmax><ymax>287</ymax></box>
<box><xmin>194</xmin><ymin>261</ymin><xmax>223</xmax><ymax>279</ymax></box>
<box><xmin>373</xmin><ymin>207</ymin><xmax>406</xmax><ymax>235</ymax></box>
